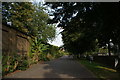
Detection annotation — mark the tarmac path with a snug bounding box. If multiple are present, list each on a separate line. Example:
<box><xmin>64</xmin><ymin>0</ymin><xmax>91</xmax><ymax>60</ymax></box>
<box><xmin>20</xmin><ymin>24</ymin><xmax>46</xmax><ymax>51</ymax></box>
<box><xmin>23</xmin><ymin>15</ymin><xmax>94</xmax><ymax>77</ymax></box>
<box><xmin>3</xmin><ymin>55</ymin><xmax>98</xmax><ymax>79</ymax></box>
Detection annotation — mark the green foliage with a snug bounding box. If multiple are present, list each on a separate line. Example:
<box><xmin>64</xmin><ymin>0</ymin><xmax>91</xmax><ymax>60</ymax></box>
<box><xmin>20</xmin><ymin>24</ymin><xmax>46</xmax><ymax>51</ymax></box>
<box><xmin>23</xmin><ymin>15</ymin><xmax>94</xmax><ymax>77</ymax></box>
<box><xmin>39</xmin><ymin>53</ymin><xmax>49</xmax><ymax>61</ymax></box>
<box><xmin>30</xmin><ymin>39</ymin><xmax>64</xmax><ymax>62</ymax></box>
<box><xmin>29</xmin><ymin>2</ymin><xmax>56</xmax><ymax>42</ymax></box>
<box><xmin>47</xmin><ymin>45</ymin><xmax>59</xmax><ymax>58</ymax></box>
<box><xmin>2</xmin><ymin>53</ymin><xmax>29</xmax><ymax>76</ymax></box>
<box><xmin>58</xmin><ymin>51</ymin><xmax>68</xmax><ymax>57</ymax></box>
<box><xmin>16</xmin><ymin>55</ymin><xmax>29</xmax><ymax>70</ymax></box>
<box><xmin>2</xmin><ymin>2</ymin><xmax>56</xmax><ymax>42</ymax></box>
<box><xmin>2</xmin><ymin>2</ymin><xmax>34</xmax><ymax>33</ymax></box>
<box><xmin>46</xmin><ymin>2</ymin><xmax>120</xmax><ymax>56</ymax></box>
<box><xmin>30</xmin><ymin>37</ymin><xmax>49</xmax><ymax>62</ymax></box>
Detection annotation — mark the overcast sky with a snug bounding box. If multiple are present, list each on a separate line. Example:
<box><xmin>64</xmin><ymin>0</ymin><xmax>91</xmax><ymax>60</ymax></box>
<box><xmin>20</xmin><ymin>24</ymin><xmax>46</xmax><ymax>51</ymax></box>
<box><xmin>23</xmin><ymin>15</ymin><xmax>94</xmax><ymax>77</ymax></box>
<box><xmin>48</xmin><ymin>26</ymin><xmax>64</xmax><ymax>47</ymax></box>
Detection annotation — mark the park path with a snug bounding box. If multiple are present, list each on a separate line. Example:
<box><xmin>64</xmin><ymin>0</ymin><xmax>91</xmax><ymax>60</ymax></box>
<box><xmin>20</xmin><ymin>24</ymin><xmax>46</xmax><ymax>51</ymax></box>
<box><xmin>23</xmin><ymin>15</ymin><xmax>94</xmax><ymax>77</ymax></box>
<box><xmin>4</xmin><ymin>55</ymin><xmax>97</xmax><ymax>79</ymax></box>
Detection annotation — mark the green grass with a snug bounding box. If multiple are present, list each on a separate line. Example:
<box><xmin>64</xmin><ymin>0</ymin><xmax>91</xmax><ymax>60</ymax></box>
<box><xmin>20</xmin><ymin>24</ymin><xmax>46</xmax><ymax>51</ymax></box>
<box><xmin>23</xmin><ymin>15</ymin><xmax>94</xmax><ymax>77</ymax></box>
<box><xmin>79</xmin><ymin>59</ymin><xmax>120</xmax><ymax>80</ymax></box>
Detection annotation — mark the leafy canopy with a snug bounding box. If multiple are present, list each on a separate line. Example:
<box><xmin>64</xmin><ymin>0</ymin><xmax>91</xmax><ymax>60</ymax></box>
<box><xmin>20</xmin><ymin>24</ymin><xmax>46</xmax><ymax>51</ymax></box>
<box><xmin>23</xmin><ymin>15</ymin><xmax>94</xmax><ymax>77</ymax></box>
<box><xmin>46</xmin><ymin>2</ymin><xmax>120</xmax><ymax>55</ymax></box>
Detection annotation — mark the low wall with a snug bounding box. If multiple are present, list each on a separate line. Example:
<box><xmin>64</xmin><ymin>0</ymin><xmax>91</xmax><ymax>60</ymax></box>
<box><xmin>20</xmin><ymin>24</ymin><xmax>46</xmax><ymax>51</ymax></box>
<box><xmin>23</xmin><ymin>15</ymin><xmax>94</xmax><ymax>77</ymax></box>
<box><xmin>93</xmin><ymin>56</ymin><xmax>119</xmax><ymax>69</ymax></box>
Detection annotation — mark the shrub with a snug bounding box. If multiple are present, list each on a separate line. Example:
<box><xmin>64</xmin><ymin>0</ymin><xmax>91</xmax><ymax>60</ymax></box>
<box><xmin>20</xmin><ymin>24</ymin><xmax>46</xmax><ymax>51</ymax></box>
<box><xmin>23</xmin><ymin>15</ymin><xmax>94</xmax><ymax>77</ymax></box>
<box><xmin>2</xmin><ymin>53</ymin><xmax>29</xmax><ymax>76</ymax></box>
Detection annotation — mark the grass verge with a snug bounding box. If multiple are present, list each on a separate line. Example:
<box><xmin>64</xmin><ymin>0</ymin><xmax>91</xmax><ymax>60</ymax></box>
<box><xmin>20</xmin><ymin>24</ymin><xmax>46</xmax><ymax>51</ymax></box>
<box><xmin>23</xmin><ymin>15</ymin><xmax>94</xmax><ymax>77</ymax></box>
<box><xmin>79</xmin><ymin>59</ymin><xmax>120</xmax><ymax>80</ymax></box>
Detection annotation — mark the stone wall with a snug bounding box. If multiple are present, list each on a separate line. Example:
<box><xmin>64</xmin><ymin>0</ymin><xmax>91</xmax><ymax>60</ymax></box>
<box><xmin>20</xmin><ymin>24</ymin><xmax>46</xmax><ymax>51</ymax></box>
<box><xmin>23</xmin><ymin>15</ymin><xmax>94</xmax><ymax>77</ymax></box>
<box><xmin>2</xmin><ymin>24</ymin><xmax>30</xmax><ymax>55</ymax></box>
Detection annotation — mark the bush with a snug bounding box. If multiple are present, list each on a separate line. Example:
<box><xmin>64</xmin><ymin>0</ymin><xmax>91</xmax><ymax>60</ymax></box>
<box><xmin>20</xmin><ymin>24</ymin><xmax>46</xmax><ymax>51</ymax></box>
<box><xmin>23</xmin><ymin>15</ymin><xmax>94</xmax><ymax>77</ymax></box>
<box><xmin>17</xmin><ymin>60</ymin><xmax>29</xmax><ymax>70</ymax></box>
<box><xmin>2</xmin><ymin>53</ymin><xmax>29</xmax><ymax>76</ymax></box>
<box><xmin>39</xmin><ymin>53</ymin><xmax>48</xmax><ymax>61</ymax></box>
<box><xmin>2</xmin><ymin>55</ymin><xmax>17</xmax><ymax>75</ymax></box>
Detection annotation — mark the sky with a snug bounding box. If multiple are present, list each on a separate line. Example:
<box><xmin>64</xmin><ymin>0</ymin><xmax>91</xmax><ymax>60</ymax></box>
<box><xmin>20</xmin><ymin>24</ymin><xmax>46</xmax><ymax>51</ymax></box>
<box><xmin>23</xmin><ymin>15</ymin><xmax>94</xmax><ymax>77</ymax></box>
<box><xmin>48</xmin><ymin>24</ymin><xmax>64</xmax><ymax>47</ymax></box>
<box><xmin>34</xmin><ymin>0</ymin><xmax>64</xmax><ymax>47</ymax></box>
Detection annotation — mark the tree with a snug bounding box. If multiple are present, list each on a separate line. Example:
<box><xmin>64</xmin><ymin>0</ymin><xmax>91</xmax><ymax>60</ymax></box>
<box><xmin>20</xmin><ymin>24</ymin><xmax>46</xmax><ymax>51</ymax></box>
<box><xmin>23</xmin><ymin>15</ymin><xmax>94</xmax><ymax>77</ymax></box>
<box><xmin>46</xmin><ymin>2</ymin><xmax>98</xmax><ymax>55</ymax></box>
<box><xmin>46</xmin><ymin>2</ymin><xmax>120</xmax><ymax>56</ymax></box>
<box><xmin>29</xmin><ymin>2</ymin><xmax>56</xmax><ymax>42</ymax></box>
<box><xmin>2</xmin><ymin>2</ymin><xmax>34</xmax><ymax>33</ymax></box>
<box><xmin>2</xmin><ymin>2</ymin><xmax>56</xmax><ymax>42</ymax></box>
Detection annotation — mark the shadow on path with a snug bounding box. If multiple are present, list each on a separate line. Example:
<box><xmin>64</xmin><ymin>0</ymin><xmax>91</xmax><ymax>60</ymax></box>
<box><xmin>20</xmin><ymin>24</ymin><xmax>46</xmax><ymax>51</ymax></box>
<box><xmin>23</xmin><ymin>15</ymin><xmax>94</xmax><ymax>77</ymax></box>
<box><xmin>42</xmin><ymin>56</ymin><xmax>97</xmax><ymax>78</ymax></box>
<box><xmin>3</xmin><ymin>55</ymin><xmax>99</xmax><ymax>80</ymax></box>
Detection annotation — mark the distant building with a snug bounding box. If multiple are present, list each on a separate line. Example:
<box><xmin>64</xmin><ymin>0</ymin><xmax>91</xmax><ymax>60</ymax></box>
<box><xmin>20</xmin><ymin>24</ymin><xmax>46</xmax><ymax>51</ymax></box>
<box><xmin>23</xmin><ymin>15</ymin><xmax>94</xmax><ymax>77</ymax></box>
<box><xmin>60</xmin><ymin>47</ymin><xmax>65</xmax><ymax>51</ymax></box>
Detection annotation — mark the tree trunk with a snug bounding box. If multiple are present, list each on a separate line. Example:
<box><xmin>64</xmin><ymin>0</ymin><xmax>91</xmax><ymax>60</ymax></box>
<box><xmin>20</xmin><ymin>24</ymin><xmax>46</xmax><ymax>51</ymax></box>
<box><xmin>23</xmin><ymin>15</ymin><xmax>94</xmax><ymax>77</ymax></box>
<box><xmin>108</xmin><ymin>43</ymin><xmax>111</xmax><ymax>56</ymax></box>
